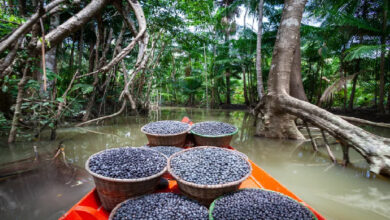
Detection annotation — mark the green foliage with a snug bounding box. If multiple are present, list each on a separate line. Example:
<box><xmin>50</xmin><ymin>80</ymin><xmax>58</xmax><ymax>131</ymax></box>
<box><xmin>1</xmin><ymin>0</ymin><xmax>388</xmax><ymax>138</ymax></box>
<box><xmin>0</xmin><ymin>7</ymin><xmax>25</xmax><ymax>38</ymax></box>
<box><xmin>72</xmin><ymin>84</ymin><xmax>94</xmax><ymax>95</ymax></box>
<box><xmin>344</xmin><ymin>45</ymin><xmax>383</xmax><ymax>61</ymax></box>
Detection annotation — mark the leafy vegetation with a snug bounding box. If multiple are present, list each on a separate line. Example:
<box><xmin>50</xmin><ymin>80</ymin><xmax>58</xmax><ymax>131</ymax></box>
<box><xmin>0</xmin><ymin>0</ymin><xmax>389</xmax><ymax>141</ymax></box>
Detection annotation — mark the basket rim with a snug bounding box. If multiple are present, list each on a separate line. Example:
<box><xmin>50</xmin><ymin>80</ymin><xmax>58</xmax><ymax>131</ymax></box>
<box><xmin>108</xmin><ymin>197</ymin><xmax>126</xmax><ymax>220</ymax></box>
<box><xmin>108</xmin><ymin>193</ymin><xmax>149</xmax><ymax>220</ymax></box>
<box><xmin>190</xmin><ymin>122</ymin><xmax>238</xmax><ymax>137</ymax></box>
<box><xmin>167</xmin><ymin>146</ymin><xmax>252</xmax><ymax>189</ymax></box>
<box><xmin>85</xmin><ymin>147</ymin><xmax>168</xmax><ymax>183</ymax></box>
<box><xmin>208</xmin><ymin>188</ymin><xmax>318</xmax><ymax>220</ymax></box>
<box><xmin>108</xmin><ymin>193</ymin><xmax>150</xmax><ymax>220</ymax></box>
<box><xmin>108</xmin><ymin>192</ymin><xmax>204</xmax><ymax>220</ymax></box>
<box><xmin>140</xmin><ymin>120</ymin><xmax>191</xmax><ymax>137</ymax></box>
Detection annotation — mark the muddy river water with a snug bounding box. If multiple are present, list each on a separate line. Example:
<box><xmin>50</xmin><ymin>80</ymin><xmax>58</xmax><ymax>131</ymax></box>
<box><xmin>1</xmin><ymin>107</ymin><xmax>390</xmax><ymax>220</ymax></box>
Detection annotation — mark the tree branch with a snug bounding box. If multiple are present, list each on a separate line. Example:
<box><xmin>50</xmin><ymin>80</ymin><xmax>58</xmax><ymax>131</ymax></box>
<box><xmin>0</xmin><ymin>0</ymin><xmax>66</xmax><ymax>54</ymax></box>
<box><xmin>339</xmin><ymin>115</ymin><xmax>390</xmax><ymax>129</ymax></box>
<box><xmin>36</xmin><ymin>0</ymin><xmax>110</xmax><ymax>50</ymax></box>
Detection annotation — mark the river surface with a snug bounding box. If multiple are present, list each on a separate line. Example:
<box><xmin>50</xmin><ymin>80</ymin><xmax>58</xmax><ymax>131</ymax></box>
<box><xmin>1</xmin><ymin>107</ymin><xmax>390</xmax><ymax>220</ymax></box>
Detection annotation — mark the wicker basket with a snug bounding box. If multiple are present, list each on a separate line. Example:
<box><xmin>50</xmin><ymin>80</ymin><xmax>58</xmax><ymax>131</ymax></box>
<box><xmin>108</xmin><ymin>196</ymin><xmax>146</xmax><ymax>220</ymax></box>
<box><xmin>191</xmin><ymin>127</ymin><xmax>238</xmax><ymax>148</ymax></box>
<box><xmin>141</xmin><ymin>125</ymin><xmax>191</xmax><ymax>147</ymax></box>
<box><xmin>168</xmin><ymin>146</ymin><xmax>252</xmax><ymax>206</ymax></box>
<box><xmin>85</xmin><ymin>149</ymin><xmax>168</xmax><ymax>211</ymax></box>
<box><xmin>108</xmin><ymin>198</ymin><xmax>127</xmax><ymax>220</ymax></box>
<box><xmin>208</xmin><ymin>189</ymin><xmax>318</xmax><ymax>220</ymax></box>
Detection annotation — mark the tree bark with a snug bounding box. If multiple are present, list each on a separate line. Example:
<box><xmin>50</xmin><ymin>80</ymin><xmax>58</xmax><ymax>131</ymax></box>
<box><xmin>257</xmin><ymin>0</ymin><xmax>390</xmax><ymax>176</ymax></box>
<box><xmin>0</xmin><ymin>37</ymin><xmax>21</xmax><ymax>75</ymax></box>
<box><xmin>256</xmin><ymin>0</ymin><xmax>265</xmax><ymax>101</ymax></box>
<box><xmin>113</xmin><ymin>0</ymin><xmax>138</xmax><ymax>37</ymax></box>
<box><xmin>8</xmin><ymin>65</ymin><xmax>29</xmax><ymax>143</ymax></box>
<box><xmin>256</xmin><ymin>0</ymin><xmax>307</xmax><ymax>140</ymax></box>
<box><xmin>289</xmin><ymin>32</ymin><xmax>308</xmax><ymax>101</ymax></box>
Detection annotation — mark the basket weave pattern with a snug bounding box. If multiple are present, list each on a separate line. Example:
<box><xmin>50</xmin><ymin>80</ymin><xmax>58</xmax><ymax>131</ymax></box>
<box><xmin>141</xmin><ymin>125</ymin><xmax>191</xmax><ymax>147</ymax></box>
<box><xmin>85</xmin><ymin>149</ymin><xmax>168</xmax><ymax>211</ymax></box>
<box><xmin>168</xmin><ymin>146</ymin><xmax>252</xmax><ymax>206</ymax></box>
<box><xmin>192</xmin><ymin>135</ymin><xmax>233</xmax><ymax>148</ymax></box>
<box><xmin>92</xmin><ymin>175</ymin><xmax>161</xmax><ymax>211</ymax></box>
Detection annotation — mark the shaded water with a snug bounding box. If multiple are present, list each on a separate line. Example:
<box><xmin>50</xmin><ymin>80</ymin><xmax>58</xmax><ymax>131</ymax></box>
<box><xmin>1</xmin><ymin>107</ymin><xmax>390</xmax><ymax>220</ymax></box>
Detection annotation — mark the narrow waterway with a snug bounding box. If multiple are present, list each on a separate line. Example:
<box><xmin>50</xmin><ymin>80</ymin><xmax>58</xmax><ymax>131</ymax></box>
<box><xmin>1</xmin><ymin>107</ymin><xmax>390</xmax><ymax>220</ymax></box>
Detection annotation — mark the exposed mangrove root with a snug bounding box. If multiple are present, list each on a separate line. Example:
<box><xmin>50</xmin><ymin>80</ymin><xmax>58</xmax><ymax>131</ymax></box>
<box><xmin>321</xmin><ymin>129</ymin><xmax>336</xmax><ymax>163</ymax></box>
<box><xmin>339</xmin><ymin>115</ymin><xmax>390</xmax><ymax>129</ymax></box>
<box><xmin>76</xmin><ymin>100</ymin><xmax>127</xmax><ymax>127</ymax></box>
<box><xmin>304</xmin><ymin>121</ymin><xmax>318</xmax><ymax>152</ymax></box>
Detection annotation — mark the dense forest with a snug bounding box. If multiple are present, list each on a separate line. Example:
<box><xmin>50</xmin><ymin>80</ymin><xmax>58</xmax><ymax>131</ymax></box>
<box><xmin>0</xmin><ymin>0</ymin><xmax>389</xmax><ymax>174</ymax></box>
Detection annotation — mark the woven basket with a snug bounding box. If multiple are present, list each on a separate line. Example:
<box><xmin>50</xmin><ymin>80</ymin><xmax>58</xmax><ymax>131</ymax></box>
<box><xmin>191</xmin><ymin>127</ymin><xmax>238</xmax><ymax>148</ymax></box>
<box><xmin>85</xmin><ymin>149</ymin><xmax>168</xmax><ymax>211</ymax></box>
<box><xmin>208</xmin><ymin>189</ymin><xmax>318</xmax><ymax>220</ymax></box>
<box><xmin>141</xmin><ymin>125</ymin><xmax>191</xmax><ymax>147</ymax></box>
<box><xmin>168</xmin><ymin>146</ymin><xmax>252</xmax><ymax>206</ymax></box>
<box><xmin>108</xmin><ymin>196</ymin><xmax>146</xmax><ymax>220</ymax></box>
<box><xmin>108</xmin><ymin>198</ymin><xmax>127</xmax><ymax>220</ymax></box>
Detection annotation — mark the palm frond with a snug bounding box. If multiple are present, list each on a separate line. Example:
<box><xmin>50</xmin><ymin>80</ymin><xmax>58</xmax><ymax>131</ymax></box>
<box><xmin>344</xmin><ymin>44</ymin><xmax>383</xmax><ymax>61</ymax></box>
<box><xmin>319</xmin><ymin>73</ymin><xmax>357</xmax><ymax>104</ymax></box>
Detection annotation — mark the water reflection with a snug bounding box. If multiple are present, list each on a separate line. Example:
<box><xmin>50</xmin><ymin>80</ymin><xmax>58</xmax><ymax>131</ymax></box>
<box><xmin>0</xmin><ymin>107</ymin><xmax>390</xmax><ymax>220</ymax></box>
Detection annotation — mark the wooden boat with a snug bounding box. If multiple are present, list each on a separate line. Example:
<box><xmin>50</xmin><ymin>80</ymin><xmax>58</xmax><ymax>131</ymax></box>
<box><xmin>60</xmin><ymin>117</ymin><xmax>325</xmax><ymax>220</ymax></box>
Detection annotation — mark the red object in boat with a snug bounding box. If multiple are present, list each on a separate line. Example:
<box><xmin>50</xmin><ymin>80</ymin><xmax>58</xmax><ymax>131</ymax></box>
<box><xmin>60</xmin><ymin>117</ymin><xmax>325</xmax><ymax>220</ymax></box>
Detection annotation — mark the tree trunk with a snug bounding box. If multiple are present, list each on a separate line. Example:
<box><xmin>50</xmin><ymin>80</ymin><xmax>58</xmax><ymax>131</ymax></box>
<box><xmin>289</xmin><ymin>32</ymin><xmax>308</xmax><ymax>101</ymax></box>
<box><xmin>248</xmin><ymin>65</ymin><xmax>255</xmax><ymax>104</ymax></box>
<box><xmin>340</xmin><ymin>46</ymin><xmax>348</xmax><ymax>112</ymax></box>
<box><xmin>17</xmin><ymin>0</ymin><xmax>26</xmax><ymax>17</ymax></box>
<box><xmin>349</xmin><ymin>30</ymin><xmax>364</xmax><ymax>112</ymax></box>
<box><xmin>316</xmin><ymin>63</ymin><xmax>323</xmax><ymax>105</ymax></box>
<box><xmin>203</xmin><ymin>43</ymin><xmax>209</xmax><ymax>108</ymax></box>
<box><xmin>226</xmin><ymin>71</ymin><xmax>231</xmax><ymax>105</ymax></box>
<box><xmin>256</xmin><ymin>0</ymin><xmax>307</xmax><ymax>140</ymax></box>
<box><xmin>348</xmin><ymin>73</ymin><xmax>358</xmax><ymax>111</ymax></box>
<box><xmin>242</xmin><ymin>66</ymin><xmax>249</xmax><ymax>105</ymax></box>
<box><xmin>8</xmin><ymin>65</ymin><xmax>29</xmax><ymax>143</ymax></box>
<box><xmin>378</xmin><ymin>0</ymin><xmax>388</xmax><ymax>114</ymax></box>
<box><xmin>256</xmin><ymin>0</ymin><xmax>265</xmax><ymax>101</ymax></box>
<box><xmin>82</xmin><ymin>18</ymin><xmax>102</xmax><ymax>122</ymax></box>
<box><xmin>257</xmin><ymin>0</ymin><xmax>390</xmax><ymax>176</ymax></box>
<box><xmin>77</xmin><ymin>0</ymin><xmax>148</xmax><ymax>126</ymax></box>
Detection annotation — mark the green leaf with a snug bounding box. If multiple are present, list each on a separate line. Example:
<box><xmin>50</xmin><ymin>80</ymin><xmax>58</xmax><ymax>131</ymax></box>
<box><xmin>344</xmin><ymin>45</ymin><xmax>382</xmax><ymax>61</ymax></box>
<box><xmin>56</xmin><ymin>97</ymin><xmax>64</xmax><ymax>103</ymax></box>
<box><xmin>31</xmin><ymin>104</ymin><xmax>39</xmax><ymax>110</ymax></box>
<box><xmin>25</xmin><ymin>79</ymin><xmax>40</xmax><ymax>90</ymax></box>
<box><xmin>72</xmin><ymin>83</ymin><xmax>94</xmax><ymax>94</ymax></box>
<box><xmin>2</xmin><ymin>85</ymin><xmax>8</xmax><ymax>92</ymax></box>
